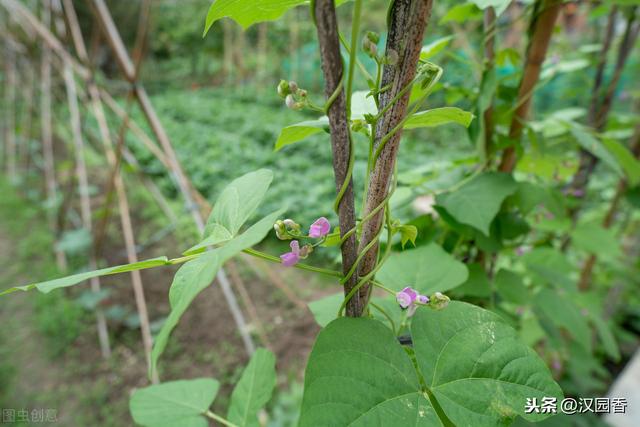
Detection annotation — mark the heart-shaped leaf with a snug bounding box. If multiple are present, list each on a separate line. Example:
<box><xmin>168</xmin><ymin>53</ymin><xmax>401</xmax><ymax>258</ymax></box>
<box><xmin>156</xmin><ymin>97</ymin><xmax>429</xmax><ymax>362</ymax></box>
<box><xmin>227</xmin><ymin>348</ymin><xmax>277</xmax><ymax>427</ymax></box>
<box><xmin>130</xmin><ymin>378</ymin><xmax>219</xmax><ymax>427</ymax></box>
<box><xmin>299</xmin><ymin>317</ymin><xmax>442</xmax><ymax>426</ymax></box>
<box><xmin>412</xmin><ymin>302</ymin><xmax>563</xmax><ymax>426</ymax></box>
<box><xmin>300</xmin><ymin>302</ymin><xmax>562</xmax><ymax>426</ymax></box>
<box><xmin>436</xmin><ymin>172</ymin><xmax>517</xmax><ymax>235</ymax></box>
<box><xmin>376</xmin><ymin>243</ymin><xmax>468</xmax><ymax>295</ymax></box>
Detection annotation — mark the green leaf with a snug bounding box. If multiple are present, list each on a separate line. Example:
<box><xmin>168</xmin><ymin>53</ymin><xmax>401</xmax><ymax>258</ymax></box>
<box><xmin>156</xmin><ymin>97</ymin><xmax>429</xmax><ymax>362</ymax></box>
<box><xmin>227</xmin><ymin>348</ymin><xmax>277</xmax><ymax>427</ymax></box>
<box><xmin>274</xmin><ymin>118</ymin><xmax>328</xmax><ymax>151</ymax></box>
<box><xmin>440</xmin><ymin>3</ymin><xmax>482</xmax><ymax>24</ymax></box>
<box><xmin>152</xmin><ymin>209</ymin><xmax>284</xmax><ymax>377</ymax></box>
<box><xmin>204</xmin><ymin>0</ymin><xmax>351</xmax><ymax>32</ymax></box>
<box><xmin>571</xmin><ymin>223</ymin><xmax>621</xmax><ymax>260</ymax></box>
<box><xmin>420</xmin><ymin>36</ymin><xmax>454</xmax><ymax>60</ymax></box>
<box><xmin>299</xmin><ymin>317</ymin><xmax>442</xmax><ymax>426</ymax></box>
<box><xmin>275</xmin><ymin>119</ymin><xmax>327</xmax><ymax>150</ymax></box>
<box><xmin>0</xmin><ymin>257</ymin><xmax>170</xmax><ymax>296</ymax></box>
<box><xmin>186</xmin><ymin>169</ymin><xmax>274</xmax><ymax>254</ymax></box>
<box><xmin>601</xmin><ymin>137</ymin><xmax>640</xmax><ymax>186</ymax></box>
<box><xmin>455</xmin><ymin>263</ymin><xmax>491</xmax><ymax>297</ymax></box>
<box><xmin>398</xmin><ymin>224</ymin><xmax>418</xmax><ymax>248</ymax></box>
<box><xmin>404</xmin><ymin>107</ymin><xmax>474</xmax><ymax>130</ymax></box>
<box><xmin>522</xmin><ymin>247</ymin><xmax>574</xmax><ymax>290</ymax></box>
<box><xmin>589</xmin><ymin>314</ymin><xmax>620</xmax><ymax>362</ymax></box>
<box><xmin>469</xmin><ymin>0</ymin><xmax>512</xmax><ymax>15</ymax></box>
<box><xmin>533</xmin><ymin>289</ymin><xmax>591</xmax><ymax>353</ymax></box>
<box><xmin>494</xmin><ymin>269</ymin><xmax>529</xmax><ymax>305</ymax></box>
<box><xmin>205</xmin><ymin>0</ymin><xmax>304</xmax><ymax>32</ymax></box>
<box><xmin>566</xmin><ymin>122</ymin><xmax>623</xmax><ymax>177</ymax></box>
<box><xmin>351</xmin><ymin>90</ymin><xmax>378</xmax><ymax>119</ymax></box>
<box><xmin>307</xmin><ymin>293</ymin><xmax>343</xmax><ymax>327</ymax></box>
<box><xmin>412</xmin><ymin>302</ymin><xmax>563</xmax><ymax>426</ymax></box>
<box><xmin>377</xmin><ymin>243</ymin><xmax>468</xmax><ymax>295</ymax></box>
<box><xmin>540</xmin><ymin>59</ymin><xmax>589</xmax><ymax>80</ymax></box>
<box><xmin>300</xmin><ymin>303</ymin><xmax>562</xmax><ymax>427</ymax></box>
<box><xmin>130</xmin><ymin>378</ymin><xmax>219</xmax><ymax>427</ymax></box>
<box><xmin>152</xmin><ymin>252</ymin><xmax>221</xmax><ymax>379</ymax></box>
<box><xmin>437</xmin><ymin>172</ymin><xmax>517</xmax><ymax>235</ymax></box>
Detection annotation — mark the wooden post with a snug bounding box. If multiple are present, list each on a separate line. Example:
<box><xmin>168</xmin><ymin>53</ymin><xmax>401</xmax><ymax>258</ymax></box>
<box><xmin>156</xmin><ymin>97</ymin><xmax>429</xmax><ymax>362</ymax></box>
<box><xmin>89</xmin><ymin>0</ymin><xmax>256</xmax><ymax>356</ymax></box>
<box><xmin>62</xmin><ymin>60</ymin><xmax>112</xmax><ymax>359</ymax></box>
<box><xmin>61</xmin><ymin>0</ymin><xmax>157</xmax><ymax>383</ymax></box>
<box><xmin>40</xmin><ymin>0</ymin><xmax>67</xmax><ymax>271</ymax></box>
<box><xmin>356</xmin><ymin>0</ymin><xmax>433</xmax><ymax>315</ymax></box>
<box><xmin>313</xmin><ymin>0</ymin><xmax>360</xmax><ymax>316</ymax></box>
<box><xmin>4</xmin><ymin>45</ymin><xmax>16</xmax><ymax>181</ymax></box>
<box><xmin>498</xmin><ymin>0</ymin><xmax>562</xmax><ymax>172</ymax></box>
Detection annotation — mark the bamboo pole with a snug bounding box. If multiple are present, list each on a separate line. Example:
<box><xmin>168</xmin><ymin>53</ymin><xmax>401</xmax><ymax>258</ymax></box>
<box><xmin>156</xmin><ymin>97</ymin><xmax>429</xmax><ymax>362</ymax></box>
<box><xmin>60</xmin><ymin>0</ymin><xmax>157</xmax><ymax>383</ymax></box>
<box><xmin>19</xmin><ymin>61</ymin><xmax>34</xmax><ymax>178</ymax></box>
<box><xmin>62</xmin><ymin>60</ymin><xmax>111</xmax><ymax>358</ymax></box>
<box><xmin>4</xmin><ymin>44</ymin><xmax>16</xmax><ymax>181</ymax></box>
<box><xmin>498</xmin><ymin>0</ymin><xmax>562</xmax><ymax>172</ymax></box>
<box><xmin>40</xmin><ymin>1</ymin><xmax>67</xmax><ymax>271</ymax></box>
<box><xmin>89</xmin><ymin>0</ymin><xmax>256</xmax><ymax>356</ymax></box>
<box><xmin>51</xmin><ymin>0</ymin><xmax>111</xmax><ymax>358</ymax></box>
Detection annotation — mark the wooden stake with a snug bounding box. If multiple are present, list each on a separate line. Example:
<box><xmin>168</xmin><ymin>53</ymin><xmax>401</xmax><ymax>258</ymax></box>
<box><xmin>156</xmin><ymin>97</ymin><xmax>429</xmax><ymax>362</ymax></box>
<box><xmin>62</xmin><ymin>60</ymin><xmax>112</xmax><ymax>359</ymax></box>
<box><xmin>498</xmin><ymin>0</ymin><xmax>562</xmax><ymax>173</ymax></box>
<box><xmin>40</xmin><ymin>0</ymin><xmax>67</xmax><ymax>271</ymax></box>
<box><xmin>88</xmin><ymin>0</ymin><xmax>256</xmax><ymax>356</ymax></box>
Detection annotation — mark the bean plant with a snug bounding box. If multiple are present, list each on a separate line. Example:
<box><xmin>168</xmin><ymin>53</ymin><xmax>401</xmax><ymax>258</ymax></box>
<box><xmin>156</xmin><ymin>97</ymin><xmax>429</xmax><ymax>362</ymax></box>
<box><xmin>4</xmin><ymin>0</ymin><xmax>640</xmax><ymax>426</ymax></box>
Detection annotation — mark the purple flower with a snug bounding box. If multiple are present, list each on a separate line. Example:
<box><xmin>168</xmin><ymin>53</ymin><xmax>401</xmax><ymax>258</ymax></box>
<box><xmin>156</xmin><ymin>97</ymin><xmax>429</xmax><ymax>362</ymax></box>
<box><xmin>396</xmin><ymin>286</ymin><xmax>418</xmax><ymax>308</ymax></box>
<box><xmin>417</xmin><ymin>295</ymin><xmax>430</xmax><ymax>304</ymax></box>
<box><xmin>572</xmin><ymin>188</ymin><xmax>585</xmax><ymax>198</ymax></box>
<box><xmin>309</xmin><ymin>217</ymin><xmax>331</xmax><ymax>238</ymax></box>
<box><xmin>280</xmin><ymin>240</ymin><xmax>301</xmax><ymax>267</ymax></box>
<box><xmin>396</xmin><ymin>287</ymin><xmax>431</xmax><ymax>317</ymax></box>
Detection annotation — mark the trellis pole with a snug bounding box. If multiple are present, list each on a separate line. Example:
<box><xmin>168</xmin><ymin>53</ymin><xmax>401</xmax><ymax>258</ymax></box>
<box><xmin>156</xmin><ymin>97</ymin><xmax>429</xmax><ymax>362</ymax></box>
<box><xmin>40</xmin><ymin>0</ymin><xmax>67</xmax><ymax>271</ymax></box>
<box><xmin>59</xmin><ymin>0</ymin><xmax>157</xmax><ymax>383</ymax></box>
<box><xmin>89</xmin><ymin>0</ymin><xmax>256</xmax><ymax>357</ymax></box>
<box><xmin>57</xmin><ymin>9</ymin><xmax>112</xmax><ymax>357</ymax></box>
<box><xmin>3</xmin><ymin>43</ymin><xmax>16</xmax><ymax>180</ymax></box>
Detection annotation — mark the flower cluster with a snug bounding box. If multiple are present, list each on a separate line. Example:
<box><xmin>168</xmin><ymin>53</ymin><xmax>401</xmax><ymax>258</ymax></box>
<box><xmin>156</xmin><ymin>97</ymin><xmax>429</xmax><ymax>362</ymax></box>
<box><xmin>276</xmin><ymin>217</ymin><xmax>330</xmax><ymax>267</ymax></box>
<box><xmin>277</xmin><ymin>80</ymin><xmax>308</xmax><ymax>111</ymax></box>
<box><xmin>362</xmin><ymin>31</ymin><xmax>398</xmax><ymax>65</ymax></box>
<box><xmin>396</xmin><ymin>287</ymin><xmax>450</xmax><ymax>316</ymax></box>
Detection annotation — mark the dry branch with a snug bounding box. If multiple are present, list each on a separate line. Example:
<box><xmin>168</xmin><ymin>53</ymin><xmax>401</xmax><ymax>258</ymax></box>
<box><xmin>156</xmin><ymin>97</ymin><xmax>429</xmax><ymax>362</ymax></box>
<box><xmin>356</xmin><ymin>0</ymin><xmax>433</xmax><ymax>314</ymax></box>
<box><xmin>313</xmin><ymin>0</ymin><xmax>360</xmax><ymax>316</ymax></box>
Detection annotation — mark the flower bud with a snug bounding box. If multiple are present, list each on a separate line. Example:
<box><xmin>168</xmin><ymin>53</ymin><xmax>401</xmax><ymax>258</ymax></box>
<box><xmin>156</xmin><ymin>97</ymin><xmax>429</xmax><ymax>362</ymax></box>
<box><xmin>283</xmin><ymin>219</ymin><xmax>302</xmax><ymax>235</ymax></box>
<box><xmin>351</xmin><ymin>119</ymin><xmax>365</xmax><ymax>132</ymax></box>
<box><xmin>363</xmin><ymin>38</ymin><xmax>377</xmax><ymax>58</ymax></box>
<box><xmin>288</xmin><ymin>81</ymin><xmax>299</xmax><ymax>93</ymax></box>
<box><xmin>285</xmin><ymin>94</ymin><xmax>304</xmax><ymax>111</ymax></box>
<box><xmin>365</xmin><ymin>31</ymin><xmax>380</xmax><ymax>44</ymax></box>
<box><xmin>299</xmin><ymin>244</ymin><xmax>314</xmax><ymax>259</ymax></box>
<box><xmin>277</xmin><ymin>80</ymin><xmax>291</xmax><ymax>99</ymax></box>
<box><xmin>429</xmin><ymin>292</ymin><xmax>450</xmax><ymax>310</ymax></box>
<box><xmin>274</xmin><ymin>220</ymin><xmax>290</xmax><ymax>240</ymax></box>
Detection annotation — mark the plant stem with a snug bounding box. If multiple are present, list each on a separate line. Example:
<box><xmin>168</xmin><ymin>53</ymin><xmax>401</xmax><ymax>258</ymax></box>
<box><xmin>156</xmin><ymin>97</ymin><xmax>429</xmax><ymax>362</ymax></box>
<box><xmin>345</xmin><ymin>0</ymin><xmax>362</xmax><ymax>120</ymax></box>
<box><xmin>204</xmin><ymin>410</ymin><xmax>238</xmax><ymax>427</ymax></box>
<box><xmin>243</xmin><ymin>248</ymin><xmax>342</xmax><ymax>278</ymax></box>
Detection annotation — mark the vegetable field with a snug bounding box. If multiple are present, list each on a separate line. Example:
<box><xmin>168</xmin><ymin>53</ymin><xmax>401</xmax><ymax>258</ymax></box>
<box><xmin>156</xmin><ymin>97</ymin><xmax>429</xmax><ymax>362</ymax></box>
<box><xmin>0</xmin><ymin>0</ymin><xmax>639</xmax><ymax>426</ymax></box>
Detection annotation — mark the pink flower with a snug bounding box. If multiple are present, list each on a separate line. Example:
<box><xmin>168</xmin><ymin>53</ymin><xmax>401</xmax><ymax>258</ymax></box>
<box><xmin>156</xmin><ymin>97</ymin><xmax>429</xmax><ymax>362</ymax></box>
<box><xmin>396</xmin><ymin>287</ymin><xmax>431</xmax><ymax>316</ymax></box>
<box><xmin>280</xmin><ymin>240</ymin><xmax>300</xmax><ymax>267</ymax></box>
<box><xmin>309</xmin><ymin>217</ymin><xmax>331</xmax><ymax>238</ymax></box>
<box><xmin>396</xmin><ymin>287</ymin><xmax>417</xmax><ymax>308</ymax></box>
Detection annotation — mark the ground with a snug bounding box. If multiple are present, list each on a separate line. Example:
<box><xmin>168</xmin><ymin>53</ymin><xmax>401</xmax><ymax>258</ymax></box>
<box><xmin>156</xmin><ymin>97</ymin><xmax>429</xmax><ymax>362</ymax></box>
<box><xmin>0</xmin><ymin>181</ymin><xmax>330</xmax><ymax>426</ymax></box>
